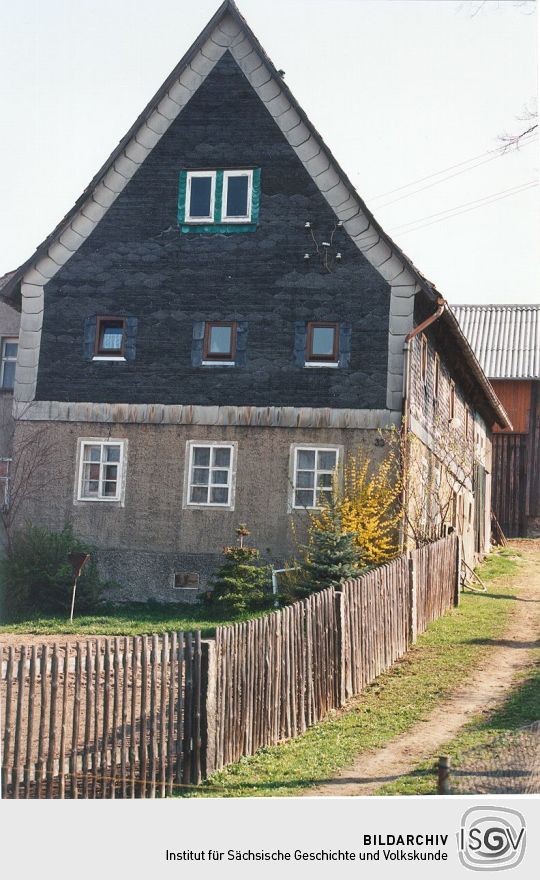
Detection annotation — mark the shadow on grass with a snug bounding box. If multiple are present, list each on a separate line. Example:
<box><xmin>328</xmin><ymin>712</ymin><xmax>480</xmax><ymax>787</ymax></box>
<box><xmin>467</xmin><ymin>638</ymin><xmax>540</xmax><ymax>650</ymax></box>
<box><xmin>474</xmin><ymin>592</ymin><xmax>539</xmax><ymax>603</ymax></box>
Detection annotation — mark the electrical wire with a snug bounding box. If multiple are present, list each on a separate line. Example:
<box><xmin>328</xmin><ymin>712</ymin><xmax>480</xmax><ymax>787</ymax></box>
<box><xmin>374</xmin><ymin>138</ymin><xmax>537</xmax><ymax>209</ymax></box>
<box><xmin>389</xmin><ymin>180</ymin><xmax>538</xmax><ymax>237</ymax></box>
<box><xmin>389</xmin><ymin>179</ymin><xmax>538</xmax><ymax>231</ymax></box>
<box><xmin>355</xmin><ymin>179</ymin><xmax>538</xmax><ymax>244</ymax></box>
<box><xmin>367</xmin><ymin>133</ymin><xmax>537</xmax><ymax>204</ymax></box>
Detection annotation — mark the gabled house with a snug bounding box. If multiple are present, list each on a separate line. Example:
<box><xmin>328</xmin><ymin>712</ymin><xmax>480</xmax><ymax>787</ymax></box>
<box><xmin>1</xmin><ymin>1</ymin><xmax>510</xmax><ymax>600</ymax></box>
<box><xmin>454</xmin><ymin>304</ymin><xmax>540</xmax><ymax>538</ymax></box>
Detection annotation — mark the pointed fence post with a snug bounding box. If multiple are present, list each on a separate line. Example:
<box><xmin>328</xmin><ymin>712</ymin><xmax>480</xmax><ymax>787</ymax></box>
<box><xmin>408</xmin><ymin>552</ymin><xmax>417</xmax><ymax>646</ymax></box>
<box><xmin>334</xmin><ymin>591</ymin><xmax>347</xmax><ymax>706</ymax></box>
<box><xmin>454</xmin><ymin>535</ymin><xmax>461</xmax><ymax>606</ymax></box>
<box><xmin>201</xmin><ymin>640</ymin><xmax>217</xmax><ymax>780</ymax></box>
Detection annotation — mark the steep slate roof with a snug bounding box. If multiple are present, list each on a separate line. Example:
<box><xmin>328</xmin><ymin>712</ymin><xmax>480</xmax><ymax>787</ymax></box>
<box><xmin>1</xmin><ymin>0</ymin><xmax>510</xmax><ymax>427</ymax></box>
<box><xmin>453</xmin><ymin>305</ymin><xmax>540</xmax><ymax>380</ymax></box>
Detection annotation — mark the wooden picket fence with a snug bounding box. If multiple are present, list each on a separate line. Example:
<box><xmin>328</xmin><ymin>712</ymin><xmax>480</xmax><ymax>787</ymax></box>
<box><xmin>1</xmin><ymin>534</ymin><xmax>459</xmax><ymax>797</ymax></box>
<box><xmin>1</xmin><ymin>632</ymin><xmax>204</xmax><ymax>799</ymax></box>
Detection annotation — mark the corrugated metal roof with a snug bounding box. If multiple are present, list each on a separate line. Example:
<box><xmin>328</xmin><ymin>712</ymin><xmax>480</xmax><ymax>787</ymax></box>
<box><xmin>452</xmin><ymin>305</ymin><xmax>540</xmax><ymax>380</ymax></box>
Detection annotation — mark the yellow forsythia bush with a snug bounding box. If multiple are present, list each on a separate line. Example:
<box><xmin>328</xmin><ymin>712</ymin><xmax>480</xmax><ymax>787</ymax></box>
<box><xmin>310</xmin><ymin>434</ymin><xmax>403</xmax><ymax>567</ymax></box>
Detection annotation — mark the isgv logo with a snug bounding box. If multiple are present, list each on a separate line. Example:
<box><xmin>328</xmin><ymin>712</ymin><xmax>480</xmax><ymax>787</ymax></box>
<box><xmin>458</xmin><ymin>806</ymin><xmax>526</xmax><ymax>871</ymax></box>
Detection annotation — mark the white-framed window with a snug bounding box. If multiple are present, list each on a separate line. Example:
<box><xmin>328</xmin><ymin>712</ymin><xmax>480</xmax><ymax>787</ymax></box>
<box><xmin>1</xmin><ymin>338</ymin><xmax>18</xmax><ymax>390</ymax></box>
<box><xmin>221</xmin><ymin>170</ymin><xmax>253</xmax><ymax>222</ymax></box>
<box><xmin>291</xmin><ymin>446</ymin><xmax>340</xmax><ymax>509</ymax></box>
<box><xmin>76</xmin><ymin>439</ymin><xmax>127</xmax><ymax>503</ymax></box>
<box><xmin>185</xmin><ymin>442</ymin><xmax>236</xmax><ymax>508</ymax></box>
<box><xmin>185</xmin><ymin>171</ymin><xmax>217</xmax><ymax>223</ymax></box>
<box><xmin>0</xmin><ymin>458</ymin><xmax>11</xmax><ymax>508</ymax></box>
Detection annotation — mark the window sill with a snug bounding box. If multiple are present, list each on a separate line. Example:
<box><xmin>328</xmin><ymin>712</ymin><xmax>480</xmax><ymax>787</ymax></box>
<box><xmin>304</xmin><ymin>361</ymin><xmax>339</xmax><ymax>369</ymax></box>
<box><xmin>92</xmin><ymin>356</ymin><xmax>126</xmax><ymax>362</ymax></box>
<box><xmin>201</xmin><ymin>360</ymin><xmax>236</xmax><ymax>367</ymax></box>
<box><xmin>181</xmin><ymin>223</ymin><xmax>257</xmax><ymax>234</ymax></box>
<box><xmin>76</xmin><ymin>496</ymin><xmax>122</xmax><ymax>503</ymax></box>
<box><xmin>185</xmin><ymin>503</ymin><xmax>234</xmax><ymax>511</ymax></box>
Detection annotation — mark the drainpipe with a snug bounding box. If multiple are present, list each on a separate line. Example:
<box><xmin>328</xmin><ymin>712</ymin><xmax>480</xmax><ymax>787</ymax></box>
<box><xmin>400</xmin><ymin>297</ymin><xmax>447</xmax><ymax>550</ymax></box>
<box><xmin>405</xmin><ymin>297</ymin><xmax>447</xmax><ymax>344</ymax></box>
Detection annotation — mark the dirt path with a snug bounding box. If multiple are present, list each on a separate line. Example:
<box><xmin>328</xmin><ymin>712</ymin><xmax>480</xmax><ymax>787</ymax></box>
<box><xmin>307</xmin><ymin>543</ymin><xmax>540</xmax><ymax>797</ymax></box>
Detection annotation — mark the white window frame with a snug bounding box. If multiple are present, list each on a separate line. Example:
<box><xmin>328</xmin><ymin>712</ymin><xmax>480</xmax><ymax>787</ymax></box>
<box><xmin>75</xmin><ymin>438</ymin><xmax>128</xmax><ymax>504</ymax></box>
<box><xmin>0</xmin><ymin>457</ymin><xmax>11</xmax><ymax>508</ymax></box>
<box><xmin>289</xmin><ymin>444</ymin><xmax>341</xmax><ymax>511</ymax></box>
<box><xmin>183</xmin><ymin>441</ymin><xmax>237</xmax><ymax>510</ymax></box>
<box><xmin>1</xmin><ymin>337</ymin><xmax>18</xmax><ymax>390</ymax></box>
<box><xmin>185</xmin><ymin>171</ymin><xmax>217</xmax><ymax>223</ymax></box>
<box><xmin>221</xmin><ymin>169</ymin><xmax>253</xmax><ymax>223</ymax></box>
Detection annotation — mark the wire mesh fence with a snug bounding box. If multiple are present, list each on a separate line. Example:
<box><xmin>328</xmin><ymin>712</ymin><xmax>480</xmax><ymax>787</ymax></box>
<box><xmin>443</xmin><ymin>722</ymin><xmax>540</xmax><ymax>795</ymax></box>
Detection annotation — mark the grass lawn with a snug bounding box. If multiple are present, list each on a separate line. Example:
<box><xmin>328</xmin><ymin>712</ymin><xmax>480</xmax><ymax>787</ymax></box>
<box><xmin>180</xmin><ymin>549</ymin><xmax>523</xmax><ymax>798</ymax></box>
<box><xmin>0</xmin><ymin>603</ymin><xmax>269</xmax><ymax>638</ymax></box>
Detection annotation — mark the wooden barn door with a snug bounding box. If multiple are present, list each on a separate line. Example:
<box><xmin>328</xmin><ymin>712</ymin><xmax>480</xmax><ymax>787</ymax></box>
<box><xmin>491</xmin><ymin>434</ymin><xmax>527</xmax><ymax>537</ymax></box>
<box><xmin>473</xmin><ymin>462</ymin><xmax>486</xmax><ymax>554</ymax></box>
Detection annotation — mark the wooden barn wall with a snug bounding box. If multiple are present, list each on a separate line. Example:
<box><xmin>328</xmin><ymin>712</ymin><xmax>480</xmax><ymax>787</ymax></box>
<box><xmin>490</xmin><ymin>381</ymin><xmax>540</xmax><ymax>535</ymax></box>
<box><xmin>526</xmin><ymin>381</ymin><xmax>540</xmax><ymax>519</ymax></box>
<box><xmin>491</xmin><ymin>434</ymin><xmax>527</xmax><ymax>537</ymax></box>
<box><xmin>491</xmin><ymin>380</ymin><xmax>531</xmax><ymax>434</ymax></box>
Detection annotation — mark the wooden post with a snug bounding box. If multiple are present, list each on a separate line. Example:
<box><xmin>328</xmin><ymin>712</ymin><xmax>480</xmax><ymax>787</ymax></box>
<box><xmin>437</xmin><ymin>755</ymin><xmax>450</xmax><ymax>795</ymax></box>
<box><xmin>408</xmin><ymin>553</ymin><xmax>418</xmax><ymax>645</ymax></box>
<box><xmin>333</xmin><ymin>592</ymin><xmax>347</xmax><ymax>706</ymax></box>
<box><xmin>201</xmin><ymin>640</ymin><xmax>217</xmax><ymax>779</ymax></box>
<box><xmin>454</xmin><ymin>535</ymin><xmax>461</xmax><ymax>606</ymax></box>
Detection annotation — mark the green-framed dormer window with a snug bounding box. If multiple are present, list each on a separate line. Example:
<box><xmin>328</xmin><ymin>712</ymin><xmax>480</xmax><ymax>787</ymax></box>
<box><xmin>178</xmin><ymin>168</ymin><xmax>261</xmax><ymax>233</ymax></box>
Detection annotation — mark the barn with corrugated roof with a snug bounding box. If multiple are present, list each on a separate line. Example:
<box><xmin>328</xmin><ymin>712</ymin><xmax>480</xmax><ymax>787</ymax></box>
<box><xmin>454</xmin><ymin>304</ymin><xmax>540</xmax><ymax>537</ymax></box>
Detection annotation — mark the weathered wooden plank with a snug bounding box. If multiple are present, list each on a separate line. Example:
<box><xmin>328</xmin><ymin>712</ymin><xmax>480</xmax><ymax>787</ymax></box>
<box><xmin>46</xmin><ymin>644</ymin><xmax>59</xmax><ymax>798</ymax></box>
<box><xmin>111</xmin><ymin>637</ymin><xmax>121</xmax><ymax>798</ymax></box>
<box><xmin>149</xmin><ymin>634</ymin><xmax>158</xmax><ymax>798</ymax></box>
<box><xmin>120</xmin><ymin>637</ymin><xmax>129</xmax><ymax>799</ymax></box>
<box><xmin>24</xmin><ymin>645</ymin><xmax>37</xmax><ymax>798</ymax></box>
<box><xmin>130</xmin><ymin>636</ymin><xmax>140</xmax><ymax>799</ymax></box>
<box><xmin>160</xmin><ymin>633</ymin><xmax>168</xmax><ymax>797</ymax></box>
<box><xmin>101</xmin><ymin>639</ymin><xmax>112</xmax><ymax>798</ymax></box>
<box><xmin>58</xmin><ymin>645</ymin><xmax>70</xmax><ymax>799</ymax></box>
<box><xmin>140</xmin><ymin>636</ymin><xmax>149</xmax><ymax>798</ymax></box>
<box><xmin>36</xmin><ymin>645</ymin><xmax>49</xmax><ymax>799</ymax></box>
<box><xmin>12</xmin><ymin>646</ymin><xmax>26</xmax><ymax>798</ymax></box>
<box><xmin>70</xmin><ymin>643</ymin><xmax>82</xmax><ymax>798</ymax></box>
<box><xmin>167</xmin><ymin>632</ymin><xmax>177</xmax><ymax>796</ymax></box>
<box><xmin>183</xmin><ymin>632</ymin><xmax>193</xmax><ymax>785</ymax></box>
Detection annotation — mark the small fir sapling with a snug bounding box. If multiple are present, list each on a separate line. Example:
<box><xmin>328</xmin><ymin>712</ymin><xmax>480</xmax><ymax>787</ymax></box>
<box><xmin>208</xmin><ymin>524</ymin><xmax>270</xmax><ymax>614</ymax></box>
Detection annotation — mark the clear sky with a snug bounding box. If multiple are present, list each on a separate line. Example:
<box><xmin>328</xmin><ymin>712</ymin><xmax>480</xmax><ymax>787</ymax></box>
<box><xmin>0</xmin><ymin>0</ymin><xmax>538</xmax><ymax>304</ymax></box>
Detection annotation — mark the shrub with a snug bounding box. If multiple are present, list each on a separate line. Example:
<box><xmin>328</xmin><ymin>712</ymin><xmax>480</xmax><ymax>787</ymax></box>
<box><xmin>301</xmin><ymin>496</ymin><xmax>359</xmax><ymax>592</ymax></box>
<box><xmin>207</xmin><ymin>525</ymin><xmax>271</xmax><ymax>615</ymax></box>
<box><xmin>0</xmin><ymin>524</ymin><xmax>106</xmax><ymax>618</ymax></box>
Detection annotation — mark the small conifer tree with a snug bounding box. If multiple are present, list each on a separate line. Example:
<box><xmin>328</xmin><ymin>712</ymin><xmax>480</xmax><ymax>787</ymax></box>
<box><xmin>209</xmin><ymin>525</ymin><xmax>270</xmax><ymax>615</ymax></box>
<box><xmin>302</xmin><ymin>498</ymin><xmax>359</xmax><ymax>591</ymax></box>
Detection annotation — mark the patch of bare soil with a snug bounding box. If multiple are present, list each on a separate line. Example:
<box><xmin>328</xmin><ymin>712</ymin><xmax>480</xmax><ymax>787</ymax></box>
<box><xmin>307</xmin><ymin>542</ymin><xmax>540</xmax><ymax>797</ymax></box>
<box><xmin>0</xmin><ymin>633</ymin><xmax>107</xmax><ymax>647</ymax></box>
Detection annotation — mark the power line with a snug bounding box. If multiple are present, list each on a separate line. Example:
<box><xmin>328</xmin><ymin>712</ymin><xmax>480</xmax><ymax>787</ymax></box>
<box><xmin>389</xmin><ymin>181</ymin><xmax>538</xmax><ymax>237</ymax></box>
<box><xmin>367</xmin><ymin>133</ymin><xmax>537</xmax><ymax>206</ymax></box>
<box><xmin>389</xmin><ymin>179</ymin><xmax>538</xmax><ymax>232</ymax></box>
<box><xmin>356</xmin><ymin>179</ymin><xmax>538</xmax><ymax>246</ymax></box>
<box><xmin>374</xmin><ymin>140</ymin><xmax>537</xmax><ymax>209</ymax></box>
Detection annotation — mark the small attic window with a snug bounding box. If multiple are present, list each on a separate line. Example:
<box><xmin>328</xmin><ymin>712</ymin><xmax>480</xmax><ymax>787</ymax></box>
<box><xmin>185</xmin><ymin>171</ymin><xmax>216</xmax><ymax>222</ymax></box>
<box><xmin>178</xmin><ymin>169</ymin><xmax>261</xmax><ymax>233</ymax></box>
<box><xmin>222</xmin><ymin>171</ymin><xmax>253</xmax><ymax>222</ymax></box>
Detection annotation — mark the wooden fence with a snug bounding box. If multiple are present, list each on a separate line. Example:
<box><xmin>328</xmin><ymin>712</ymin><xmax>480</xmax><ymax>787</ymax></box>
<box><xmin>207</xmin><ymin>534</ymin><xmax>459</xmax><ymax>775</ymax></box>
<box><xmin>1</xmin><ymin>534</ymin><xmax>459</xmax><ymax>797</ymax></box>
<box><xmin>1</xmin><ymin>632</ymin><xmax>204</xmax><ymax>799</ymax></box>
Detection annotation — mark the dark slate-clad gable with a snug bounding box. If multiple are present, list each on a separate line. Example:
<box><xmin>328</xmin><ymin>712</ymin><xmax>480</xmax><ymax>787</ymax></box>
<box><xmin>36</xmin><ymin>53</ymin><xmax>390</xmax><ymax>408</ymax></box>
